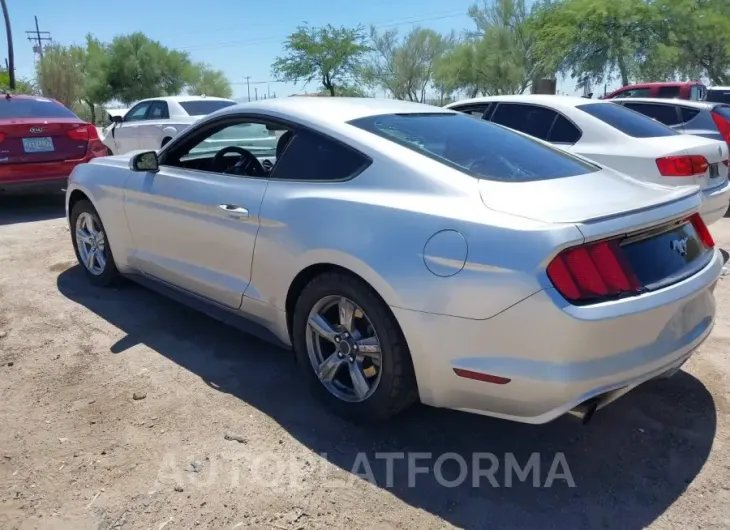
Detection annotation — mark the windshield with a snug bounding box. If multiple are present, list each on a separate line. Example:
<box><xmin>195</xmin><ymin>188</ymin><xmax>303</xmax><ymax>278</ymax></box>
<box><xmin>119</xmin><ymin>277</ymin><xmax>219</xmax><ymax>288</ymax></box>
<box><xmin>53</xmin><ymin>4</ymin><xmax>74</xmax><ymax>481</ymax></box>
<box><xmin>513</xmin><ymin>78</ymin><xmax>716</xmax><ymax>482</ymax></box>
<box><xmin>184</xmin><ymin>123</ymin><xmax>279</xmax><ymax>160</ymax></box>
<box><xmin>179</xmin><ymin>100</ymin><xmax>237</xmax><ymax>116</ymax></box>
<box><xmin>578</xmin><ymin>103</ymin><xmax>678</xmax><ymax>138</ymax></box>
<box><xmin>0</xmin><ymin>97</ymin><xmax>78</xmax><ymax>119</ymax></box>
<box><xmin>348</xmin><ymin>113</ymin><xmax>599</xmax><ymax>182</ymax></box>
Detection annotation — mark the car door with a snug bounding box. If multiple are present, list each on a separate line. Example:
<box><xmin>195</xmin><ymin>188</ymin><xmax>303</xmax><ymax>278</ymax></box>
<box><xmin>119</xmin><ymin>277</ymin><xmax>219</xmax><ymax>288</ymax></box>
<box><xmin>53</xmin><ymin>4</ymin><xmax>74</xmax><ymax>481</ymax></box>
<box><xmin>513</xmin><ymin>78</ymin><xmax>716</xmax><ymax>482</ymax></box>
<box><xmin>137</xmin><ymin>100</ymin><xmax>169</xmax><ymax>151</ymax></box>
<box><xmin>114</xmin><ymin>102</ymin><xmax>152</xmax><ymax>154</ymax></box>
<box><xmin>122</xmin><ymin>116</ymin><xmax>274</xmax><ymax>309</ymax></box>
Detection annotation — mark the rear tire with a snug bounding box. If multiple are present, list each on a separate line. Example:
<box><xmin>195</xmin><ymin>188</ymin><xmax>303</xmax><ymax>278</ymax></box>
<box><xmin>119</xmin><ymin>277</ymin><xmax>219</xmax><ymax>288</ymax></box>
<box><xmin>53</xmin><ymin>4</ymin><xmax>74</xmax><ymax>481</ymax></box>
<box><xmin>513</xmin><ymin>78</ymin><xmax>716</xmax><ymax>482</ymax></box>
<box><xmin>292</xmin><ymin>271</ymin><xmax>418</xmax><ymax>423</ymax></box>
<box><xmin>69</xmin><ymin>199</ymin><xmax>120</xmax><ymax>287</ymax></box>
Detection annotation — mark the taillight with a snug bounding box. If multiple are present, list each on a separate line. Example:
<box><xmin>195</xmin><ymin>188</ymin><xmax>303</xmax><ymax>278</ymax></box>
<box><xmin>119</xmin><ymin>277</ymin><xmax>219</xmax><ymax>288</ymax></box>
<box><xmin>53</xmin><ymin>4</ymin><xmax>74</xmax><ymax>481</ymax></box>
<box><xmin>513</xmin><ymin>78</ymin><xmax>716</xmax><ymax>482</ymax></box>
<box><xmin>66</xmin><ymin>124</ymin><xmax>98</xmax><ymax>142</ymax></box>
<box><xmin>547</xmin><ymin>239</ymin><xmax>640</xmax><ymax>302</ymax></box>
<box><xmin>689</xmin><ymin>212</ymin><xmax>715</xmax><ymax>248</ymax></box>
<box><xmin>656</xmin><ymin>155</ymin><xmax>709</xmax><ymax>177</ymax></box>
<box><xmin>711</xmin><ymin>111</ymin><xmax>730</xmax><ymax>144</ymax></box>
<box><xmin>0</xmin><ymin>132</ymin><xmax>4</xmax><ymax>143</ymax></box>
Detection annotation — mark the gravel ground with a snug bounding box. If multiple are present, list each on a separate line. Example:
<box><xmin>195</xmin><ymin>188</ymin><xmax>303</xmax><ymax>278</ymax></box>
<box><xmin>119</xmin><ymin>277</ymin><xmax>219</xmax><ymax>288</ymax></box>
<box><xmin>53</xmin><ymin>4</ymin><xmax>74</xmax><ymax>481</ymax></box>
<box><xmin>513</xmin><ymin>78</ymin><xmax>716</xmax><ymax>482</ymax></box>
<box><xmin>1</xmin><ymin>194</ymin><xmax>729</xmax><ymax>530</ymax></box>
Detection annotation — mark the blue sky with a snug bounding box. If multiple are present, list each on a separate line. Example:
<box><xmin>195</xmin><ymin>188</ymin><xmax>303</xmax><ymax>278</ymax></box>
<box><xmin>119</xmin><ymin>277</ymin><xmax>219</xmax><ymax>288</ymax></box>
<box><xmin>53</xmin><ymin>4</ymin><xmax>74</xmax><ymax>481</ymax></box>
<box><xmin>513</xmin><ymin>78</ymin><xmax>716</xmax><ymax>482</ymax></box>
<box><xmin>3</xmin><ymin>0</ymin><xmax>590</xmax><ymax>100</ymax></box>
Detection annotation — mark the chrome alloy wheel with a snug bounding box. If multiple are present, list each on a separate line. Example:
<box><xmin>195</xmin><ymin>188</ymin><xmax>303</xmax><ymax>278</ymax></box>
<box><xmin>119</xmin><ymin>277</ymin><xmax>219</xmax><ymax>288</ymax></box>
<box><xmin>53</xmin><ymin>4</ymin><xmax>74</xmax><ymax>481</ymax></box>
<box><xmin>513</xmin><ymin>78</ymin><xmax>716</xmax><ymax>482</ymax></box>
<box><xmin>75</xmin><ymin>212</ymin><xmax>107</xmax><ymax>276</ymax></box>
<box><xmin>305</xmin><ymin>295</ymin><xmax>383</xmax><ymax>403</ymax></box>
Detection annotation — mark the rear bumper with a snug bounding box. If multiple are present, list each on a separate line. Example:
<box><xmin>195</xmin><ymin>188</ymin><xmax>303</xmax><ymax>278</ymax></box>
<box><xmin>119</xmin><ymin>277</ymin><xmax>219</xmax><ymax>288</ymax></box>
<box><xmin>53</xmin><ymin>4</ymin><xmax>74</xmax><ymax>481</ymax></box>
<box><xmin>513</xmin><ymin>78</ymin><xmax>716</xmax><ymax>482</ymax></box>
<box><xmin>394</xmin><ymin>247</ymin><xmax>722</xmax><ymax>424</ymax></box>
<box><xmin>700</xmin><ymin>178</ymin><xmax>730</xmax><ymax>225</ymax></box>
<box><xmin>0</xmin><ymin>157</ymin><xmax>93</xmax><ymax>194</ymax></box>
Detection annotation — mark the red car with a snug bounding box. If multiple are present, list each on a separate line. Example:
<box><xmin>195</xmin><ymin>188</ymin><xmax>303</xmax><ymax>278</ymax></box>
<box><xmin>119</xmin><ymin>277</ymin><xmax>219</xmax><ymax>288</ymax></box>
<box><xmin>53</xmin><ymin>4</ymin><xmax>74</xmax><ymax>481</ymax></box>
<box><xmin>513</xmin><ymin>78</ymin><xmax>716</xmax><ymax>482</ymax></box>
<box><xmin>0</xmin><ymin>93</ymin><xmax>107</xmax><ymax>194</ymax></box>
<box><xmin>602</xmin><ymin>81</ymin><xmax>707</xmax><ymax>101</ymax></box>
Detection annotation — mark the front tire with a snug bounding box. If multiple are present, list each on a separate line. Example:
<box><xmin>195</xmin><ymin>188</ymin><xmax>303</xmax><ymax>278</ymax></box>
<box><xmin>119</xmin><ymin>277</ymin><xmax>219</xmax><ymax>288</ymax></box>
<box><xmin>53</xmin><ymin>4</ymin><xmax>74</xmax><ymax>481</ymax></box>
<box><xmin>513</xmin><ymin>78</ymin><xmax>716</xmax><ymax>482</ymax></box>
<box><xmin>292</xmin><ymin>271</ymin><xmax>418</xmax><ymax>423</ymax></box>
<box><xmin>69</xmin><ymin>199</ymin><xmax>120</xmax><ymax>287</ymax></box>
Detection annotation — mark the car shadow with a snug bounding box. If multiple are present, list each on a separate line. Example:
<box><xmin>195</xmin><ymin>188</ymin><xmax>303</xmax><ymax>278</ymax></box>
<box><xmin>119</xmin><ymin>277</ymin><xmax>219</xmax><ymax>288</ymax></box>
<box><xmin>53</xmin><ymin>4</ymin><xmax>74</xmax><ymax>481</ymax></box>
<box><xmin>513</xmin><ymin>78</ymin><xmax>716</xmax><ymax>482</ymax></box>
<box><xmin>0</xmin><ymin>193</ymin><xmax>66</xmax><ymax>226</ymax></box>
<box><xmin>56</xmin><ymin>266</ymin><xmax>717</xmax><ymax>530</ymax></box>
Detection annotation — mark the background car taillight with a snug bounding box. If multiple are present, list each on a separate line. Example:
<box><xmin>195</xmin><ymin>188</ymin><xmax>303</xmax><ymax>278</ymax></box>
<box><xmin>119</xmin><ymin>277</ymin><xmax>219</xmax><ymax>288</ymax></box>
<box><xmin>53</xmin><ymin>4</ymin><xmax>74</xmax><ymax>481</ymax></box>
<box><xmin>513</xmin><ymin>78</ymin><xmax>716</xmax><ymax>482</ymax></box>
<box><xmin>0</xmin><ymin>133</ymin><xmax>4</xmax><ymax>143</ymax></box>
<box><xmin>656</xmin><ymin>155</ymin><xmax>709</xmax><ymax>177</ymax></box>
<box><xmin>66</xmin><ymin>124</ymin><xmax>99</xmax><ymax>142</ymax></box>
<box><xmin>547</xmin><ymin>213</ymin><xmax>713</xmax><ymax>303</ymax></box>
<box><xmin>711</xmin><ymin>111</ymin><xmax>730</xmax><ymax>144</ymax></box>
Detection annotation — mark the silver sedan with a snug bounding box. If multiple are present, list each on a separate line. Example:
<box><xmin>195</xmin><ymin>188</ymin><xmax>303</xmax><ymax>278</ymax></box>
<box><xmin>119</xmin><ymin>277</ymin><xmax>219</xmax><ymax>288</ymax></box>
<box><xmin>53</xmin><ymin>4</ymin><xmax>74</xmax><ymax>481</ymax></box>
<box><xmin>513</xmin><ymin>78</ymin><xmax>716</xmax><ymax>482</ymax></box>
<box><xmin>65</xmin><ymin>97</ymin><xmax>722</xmax><ymax>424</ymax></box>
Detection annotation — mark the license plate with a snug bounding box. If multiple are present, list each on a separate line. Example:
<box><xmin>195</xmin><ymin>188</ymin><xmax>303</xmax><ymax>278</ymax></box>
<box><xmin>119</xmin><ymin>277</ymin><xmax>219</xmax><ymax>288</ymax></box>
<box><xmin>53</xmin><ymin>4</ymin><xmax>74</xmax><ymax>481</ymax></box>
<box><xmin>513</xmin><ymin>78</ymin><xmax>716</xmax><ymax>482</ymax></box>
<box><xmin>22</xmin><ymin>137</ymin><xmax>54</xmax><ymax>153</ymax></box>
<box><xmin>709</xmin><ymin>162</ymin><xmax>720</xmax><ymax>178</ymax></box>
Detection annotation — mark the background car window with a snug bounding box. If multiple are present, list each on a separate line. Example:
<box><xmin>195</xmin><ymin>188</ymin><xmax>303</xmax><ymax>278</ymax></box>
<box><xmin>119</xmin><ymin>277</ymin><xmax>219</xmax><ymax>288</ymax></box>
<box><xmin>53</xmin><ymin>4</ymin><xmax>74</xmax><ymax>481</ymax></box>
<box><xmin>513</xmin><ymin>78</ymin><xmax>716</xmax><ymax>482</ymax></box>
<box><xmin>578</xmin><ymin>103</ymin><xmax>678</xmax><ymax>138</ymax></box>
<box><xmin>547</xmin><ymin>114</ymin><xmax>582</xmax><ymax>143</ymax></box>
<box><xmin>350</xmin><ymin>113</ymin><xmax>599</xmax><ymax>182</ymax></box>
<box><xmin>125</xmin><ymin>103</ymin><xmax>151</xmax><ymax>122</ymax></box>
<box><xmin>179</xmin><ymin>100</ymin><xmax>237</xmax><ymax>116</ymax></box>
<box><xmin>490</xmin><ymin>103</ymin><xmax>556</xmax><ymax>140</ymax></box>
<box><xmin>185</xmin><ymin>122</ymin><xmax>278</xmax><ymax>159</ymax></box>
<box><xmin>148</xmin><ymin>101</ymin><xmax>169</xmax><ymax>120</ymax></box>
<box><xmin>622</xmin><ymin>102</ymin><xmax>681</xmax><ymax>126</ymax></box>
<box><xmin>707</xmin><ymin>89</ymin><xmax>730</xmax><ymax>104</ymax></box>
<box><xmin>0</xmin><ymin>97</ymin><xmax>78</xmax><ymax>119</ymax></box>
<box><xmin>657</xmin><ymin>86</ymin><xmax>680</xmax><ymax>98</ymax></box>
<box><xmin>452</xmin><ymin>104</ymin><xmax>490</xmax><ymax>118</ymax></box>
<box><xmin>614</xmin><ymin>88</ymin><xmax>652</xmax><ymax>98</ymax></box>
<box><xmin>270</xmin><ymin>130</ymin><xmax>370</xmax><ymax>181</ymax></box>
<box><xmin>680</xmin><ymin>107</ymin><xmax>701</xmax><ymax>123</ymax></box>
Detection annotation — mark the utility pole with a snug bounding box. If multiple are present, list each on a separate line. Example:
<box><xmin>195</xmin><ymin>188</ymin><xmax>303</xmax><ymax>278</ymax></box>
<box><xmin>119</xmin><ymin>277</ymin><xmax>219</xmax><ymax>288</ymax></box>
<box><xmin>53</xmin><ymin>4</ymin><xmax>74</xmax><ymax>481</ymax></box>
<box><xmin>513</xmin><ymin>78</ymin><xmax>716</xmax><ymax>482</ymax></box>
<box><xmin>254</xmin><ymin>87</ymin><xmax>258</xmax><ymax>101</ymax></box>
<box><xmin>267</xmin><ymin>84</ymin><xmax>270</xmax><ymax>99</ymax></box>
<box><xmin>1</xmin><ymin>0</ymin><xmax>15</xmax><ymax>89</ymax></box>
<box><xmin>245</xmin><ymin>76</ymin><xmax>251</xmax><ymax>102</ymax></box>
<box><xmin>25</xmin><ymin>16</ymin><xmax>51</xmax><ymax>61</ymax></box>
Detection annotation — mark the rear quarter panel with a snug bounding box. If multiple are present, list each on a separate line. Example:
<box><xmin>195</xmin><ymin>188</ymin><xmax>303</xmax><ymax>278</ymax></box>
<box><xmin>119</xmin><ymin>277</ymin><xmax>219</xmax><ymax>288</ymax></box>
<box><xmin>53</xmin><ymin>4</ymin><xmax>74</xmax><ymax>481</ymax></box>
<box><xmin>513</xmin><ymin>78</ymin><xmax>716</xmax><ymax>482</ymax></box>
<box><xmin>66</xmin><ymin>157</ymin><xmax>136</xmax><ymax>272</ymax></box>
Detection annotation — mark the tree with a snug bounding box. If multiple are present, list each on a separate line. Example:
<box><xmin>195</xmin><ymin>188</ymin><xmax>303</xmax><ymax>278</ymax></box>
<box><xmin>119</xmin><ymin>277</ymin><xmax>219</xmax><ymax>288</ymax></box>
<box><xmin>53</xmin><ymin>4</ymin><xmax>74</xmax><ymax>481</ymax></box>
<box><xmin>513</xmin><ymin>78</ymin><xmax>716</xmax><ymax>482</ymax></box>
<box><xmin>36</xmin><ymin>44</ymin><xmax>85</xmax><ymax>108</ymax></box>
<box><xmin>105</xmin><ymin>32</ymin><xmax>195</xmax><ymax>104</ymax></box>
<box><xmin>435</xmin><ymin>0</ymin><xmax>542</xmax><ymax>98</ymax></box>
<box><xmin>80</xmin><ymin>35</ymin><xmax>113</xmax><ymax>124</ymax></box>
<box><xmin>0</xmin><ymin>70</ymin><xmax>36</xmax><ymax>94</ymax></box>
<box><xmin>362</xmin><ymin>26</ymin><xmax>454</xmax><ymax>102</ymax></box>
<box><xmin>272</xmin><ymin>24</ymin><xmax>369</xmax><ymax>96</ymax></box>
<box><xmin>530</xmin><ymin>0</ymin><xmax>659</xmax><ymax>89</ymax></box>
<box><xmin>187</xmin><ymin>63</ymin><xmax>233</xmax><ymax>98</ymax></box>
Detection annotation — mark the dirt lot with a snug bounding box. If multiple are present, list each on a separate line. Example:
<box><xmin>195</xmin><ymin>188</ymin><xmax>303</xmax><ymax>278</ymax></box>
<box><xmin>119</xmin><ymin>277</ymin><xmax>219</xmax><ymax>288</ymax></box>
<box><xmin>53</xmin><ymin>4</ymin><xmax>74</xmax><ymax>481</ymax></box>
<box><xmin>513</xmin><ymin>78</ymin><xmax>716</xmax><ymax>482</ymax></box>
<box><xmin>1</xmin><ymin>194</ymin><xmax>729</xmax><ymax>530</ymax></box>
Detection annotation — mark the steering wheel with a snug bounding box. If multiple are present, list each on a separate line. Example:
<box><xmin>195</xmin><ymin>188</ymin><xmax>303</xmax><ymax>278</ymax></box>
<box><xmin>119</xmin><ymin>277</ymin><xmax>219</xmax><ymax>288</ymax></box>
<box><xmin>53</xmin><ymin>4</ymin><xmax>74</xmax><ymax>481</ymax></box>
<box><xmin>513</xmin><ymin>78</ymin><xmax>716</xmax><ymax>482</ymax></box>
<box><xmin>212</xmin><ymin>146</ymin><xmax>266</xmax><ymax>177</ymax></box>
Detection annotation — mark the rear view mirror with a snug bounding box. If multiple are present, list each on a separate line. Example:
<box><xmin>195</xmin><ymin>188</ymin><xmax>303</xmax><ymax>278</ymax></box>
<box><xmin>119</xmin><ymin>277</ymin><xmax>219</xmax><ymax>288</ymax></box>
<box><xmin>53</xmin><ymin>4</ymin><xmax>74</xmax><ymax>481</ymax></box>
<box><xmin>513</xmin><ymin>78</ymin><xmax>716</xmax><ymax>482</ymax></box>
<box><xmin>110</xmin><ymin>115</ymin><xmax>123</xmax><ymax>124</ymax></box>
<box><xmin>130</xmin><ymin>151</ymin><xmax>159</xmax><ymax>172</ymax></box>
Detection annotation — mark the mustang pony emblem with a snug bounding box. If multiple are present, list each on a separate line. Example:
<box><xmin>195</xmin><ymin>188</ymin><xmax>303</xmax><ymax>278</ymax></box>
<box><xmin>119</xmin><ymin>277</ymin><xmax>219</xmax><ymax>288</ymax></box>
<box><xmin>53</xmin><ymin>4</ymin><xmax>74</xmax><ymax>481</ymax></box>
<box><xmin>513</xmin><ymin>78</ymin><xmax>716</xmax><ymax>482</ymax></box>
<box><xmin>670</xmin><ymin>237</ymin><xmax>689</xmax><ymax>256</ymax></box>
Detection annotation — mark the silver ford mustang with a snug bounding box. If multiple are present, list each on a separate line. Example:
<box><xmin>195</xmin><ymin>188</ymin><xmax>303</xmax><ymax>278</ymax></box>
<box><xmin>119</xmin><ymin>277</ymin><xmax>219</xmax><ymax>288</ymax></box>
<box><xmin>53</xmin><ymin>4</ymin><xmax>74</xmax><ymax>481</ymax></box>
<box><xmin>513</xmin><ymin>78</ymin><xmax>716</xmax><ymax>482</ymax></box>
<box><xmin>65</xmin><ymin>97</ymin><xmax>722</xmax><ymax>425</ymax></box>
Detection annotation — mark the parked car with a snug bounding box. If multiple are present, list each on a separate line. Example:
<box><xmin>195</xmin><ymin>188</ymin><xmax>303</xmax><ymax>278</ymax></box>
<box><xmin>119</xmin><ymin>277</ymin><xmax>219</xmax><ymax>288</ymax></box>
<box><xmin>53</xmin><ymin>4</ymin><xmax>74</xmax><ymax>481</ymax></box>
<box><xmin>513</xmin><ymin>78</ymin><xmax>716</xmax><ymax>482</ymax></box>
<box><xmin>707</xmin><ymin>86</ymin><xmax>730</xmax><ymax>105</ymax></box>
<box><xmin>446</xmin><ymin>95</ymin><xmax>730</xmax><ymax>225</ymax></box>
<box><xmin>0</xmin><ymin>93</ymin><xmax>108</xmax><ymax>194</ymax></box>
<box><xmin>609</xmin><ymin>97</ymin><xmax>730</xmax><ymax>146</ymax></box>
<box><xmin>100</xmin><ymin>96</ymin><xmax>238</xmax><ymax>155</ymax></box>
<box><xmin>66</xmin><ymin>97</ymin><xmax>721</xmax><ymax>425</ymax></box>
<box><xmin>602</xmin><ymin>81</ymin><xmax>707</xmax><ymax>100</ymax></box>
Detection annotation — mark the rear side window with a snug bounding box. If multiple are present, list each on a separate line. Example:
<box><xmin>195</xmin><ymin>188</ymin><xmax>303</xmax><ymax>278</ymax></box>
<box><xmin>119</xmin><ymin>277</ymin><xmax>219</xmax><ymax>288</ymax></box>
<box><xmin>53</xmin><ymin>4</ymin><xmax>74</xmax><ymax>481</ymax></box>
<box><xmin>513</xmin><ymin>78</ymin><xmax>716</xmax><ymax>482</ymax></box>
<box><xmin>349</xmin><ymin>113</ymin><xmax>599</xmax><ymax>182</ymax></box>
<box><xmin>657</xmin><ymin>86</ymin><xmax>680</xmax><ymax>98</ymax></box>
<box><xmin>707</xmin><ymin>90</ymin><xmax>730</xmax><ymax>104</ymax></box>
<box><xmin>490</xmin><ymin>103</ymin><xmax>556</xmax><ymax>141</ymax></box>
<box><xmin>270</xmin><ymin>130</ymin><xmax>370</xmax><ymax>181</ymax></box>
<box><xmin>0</xmin><ymin>97</ymin><xmax>77</xmax><ymax>119</ymax></box>
<box><xmin>622</xmin><ymin>102</ymin><xmax>680</xmax><ymax>126</ymax></box>
<box><xmin>548</xmin><ymin>114</ymin><xmax>582</xmax><ymax>143</ymax></box>
<box><xmin>579</xmin><ymin>103</ymin><xmax>678</xmax><ymax>138</ymax></box>
<box><xmin>179</xmin><ymin>100</ymin><xmax>236</xmax><ymax>116</ymax></box>
<box><xmin>451</xmin><ymin>104</ymin><xmax>490</xmax><ymax>118</ymax></box>
<box><xmin>680</xmin><ymin>107</ymin><xmax>701</xmax><ymax>123</ymax></box>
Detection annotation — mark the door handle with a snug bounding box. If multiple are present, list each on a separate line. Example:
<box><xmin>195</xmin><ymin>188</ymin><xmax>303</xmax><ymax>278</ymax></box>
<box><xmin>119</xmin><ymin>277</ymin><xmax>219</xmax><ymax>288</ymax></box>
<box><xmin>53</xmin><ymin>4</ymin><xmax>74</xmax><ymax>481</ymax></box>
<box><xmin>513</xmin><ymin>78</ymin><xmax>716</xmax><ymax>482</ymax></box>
<box><xmin>218</xmin><ymin>204</ymin><xmax>249</xmax><ymax>217</ymax></box>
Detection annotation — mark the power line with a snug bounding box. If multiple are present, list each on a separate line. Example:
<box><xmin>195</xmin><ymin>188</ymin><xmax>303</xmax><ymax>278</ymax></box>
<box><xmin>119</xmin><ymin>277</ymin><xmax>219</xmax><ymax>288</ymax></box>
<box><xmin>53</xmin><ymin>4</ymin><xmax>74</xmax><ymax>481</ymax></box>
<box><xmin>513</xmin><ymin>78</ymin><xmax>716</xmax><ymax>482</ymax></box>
<box><xmin>180</xmin><ymin>10</ymin><xmax>466</xmax><ymax>52</ymax></box>
<box><xmin>25</xmin><ymin>16</ymin><xmax>51</xmax><ymax>59</ymax></box>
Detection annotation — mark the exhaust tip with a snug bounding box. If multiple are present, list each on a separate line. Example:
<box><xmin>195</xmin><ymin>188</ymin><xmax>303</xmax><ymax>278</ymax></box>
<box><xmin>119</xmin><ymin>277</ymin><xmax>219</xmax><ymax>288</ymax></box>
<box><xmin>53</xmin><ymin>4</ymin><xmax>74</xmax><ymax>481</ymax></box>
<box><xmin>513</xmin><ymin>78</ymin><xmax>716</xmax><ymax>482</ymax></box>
<box><xmin>568</xmin><ymin>399</ymin><xmax>600</xmax><ymax>425</ymax></box>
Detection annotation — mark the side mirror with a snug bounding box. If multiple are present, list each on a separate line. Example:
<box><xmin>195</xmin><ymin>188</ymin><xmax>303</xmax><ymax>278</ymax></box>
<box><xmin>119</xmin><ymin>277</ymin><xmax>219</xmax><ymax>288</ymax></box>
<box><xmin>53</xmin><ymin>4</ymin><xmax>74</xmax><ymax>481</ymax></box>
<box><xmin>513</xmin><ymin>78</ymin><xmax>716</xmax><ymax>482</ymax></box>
<box><xmin>110</xmin><ymin>115</ymin><xmax>123</xmax><ymax>124</ymax></box>
<box><xmin>130</xmin><ymin>151</ymin><xmax>159</xmax><ymax>172</ymax></box>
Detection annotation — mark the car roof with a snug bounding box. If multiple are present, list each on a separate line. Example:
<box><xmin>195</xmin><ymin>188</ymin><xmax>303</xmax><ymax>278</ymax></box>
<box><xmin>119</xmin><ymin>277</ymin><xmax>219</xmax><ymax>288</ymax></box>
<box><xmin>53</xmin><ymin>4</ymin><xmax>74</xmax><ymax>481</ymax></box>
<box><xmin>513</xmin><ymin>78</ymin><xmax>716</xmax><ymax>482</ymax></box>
<box><xmin>611</xmin><ymin>97</ymin><xmax>715</xmax><ymax>109</ymax></box>
<box><xmin>136</xmin><ymin>95</ymin><xmax>235</xmax><ymax>104</ymax></box>
<box><xmin>213</xmin><ymin>96</ymin><xmax>454</xmax><ymax>123</ymax></box>
<box><xmin>617</xmin><ymin>81</ymin><xmax>702</xmax><ymax>88</ymax></box>
<box><xmin>446</xmin><ymin>94</ymin><xmax>608</xmax><ymax>111</ymax></box>
<box><xmin>709</xmin><ymin>86</ymin><xmax>730</xmax><ymax>91</ymax></box>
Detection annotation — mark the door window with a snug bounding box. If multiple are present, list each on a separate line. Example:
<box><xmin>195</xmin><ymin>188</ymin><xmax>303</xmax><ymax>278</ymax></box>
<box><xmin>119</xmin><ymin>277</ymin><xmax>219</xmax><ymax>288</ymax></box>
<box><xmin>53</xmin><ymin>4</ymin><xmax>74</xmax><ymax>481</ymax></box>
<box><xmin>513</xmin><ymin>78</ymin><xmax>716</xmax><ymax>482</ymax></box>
<box><xmin>622</xmin><ymin>102</ymin><xmax>681</xmax><ymax>126</ymax></box>
<box><xmin>612</xmin><ymin>88</ymin><xmax>652</xmax><ymax>99</ymax></box>
<box><xmin>490</xmin><ymin>103</ymin><xmax>557</xmax><ymax>141</ymax></box>
<box><xmin>124</xmin><ymin>102</ymin><xmax>152</xmax><ymax>122</ymax></box>
<box><xmin>148</xmin><ymin>101</ymin><xmax>170</xmax><ymax>120</ymax></box>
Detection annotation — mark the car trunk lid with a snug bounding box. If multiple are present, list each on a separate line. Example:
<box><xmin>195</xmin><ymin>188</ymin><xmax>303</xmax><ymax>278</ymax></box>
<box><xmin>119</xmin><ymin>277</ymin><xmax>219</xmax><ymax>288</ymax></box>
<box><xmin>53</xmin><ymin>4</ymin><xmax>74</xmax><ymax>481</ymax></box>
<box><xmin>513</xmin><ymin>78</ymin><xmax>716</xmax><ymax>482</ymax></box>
<box><xmin>0</xmin><ymin>118</ymin><xmax>90</xmax><ymax>164</ymax></box>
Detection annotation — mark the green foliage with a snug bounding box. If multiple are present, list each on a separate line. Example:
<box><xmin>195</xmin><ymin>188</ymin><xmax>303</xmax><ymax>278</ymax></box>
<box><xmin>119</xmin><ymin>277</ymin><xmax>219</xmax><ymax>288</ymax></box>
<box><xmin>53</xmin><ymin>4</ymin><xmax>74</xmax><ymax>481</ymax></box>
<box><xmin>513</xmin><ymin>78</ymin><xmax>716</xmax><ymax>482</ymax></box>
<box><xmin>272</xmin><ymin>24</ymin><xmax>370</xmax><ymax>96</ymax></box>
<box><xmin>363</xmin><ymin>26</ymin><xmax>454</xmax><ymax>102</ymax></box>
<box><xmin>0</xmin><ymin>70</ymin><xmax>37</xmax><ymax>94</ymax></box>
<box><xmin>187</xmin><ymin>63</ymin><xmax>233</xmax><ymax>98</ymax></box>
<box><xmin>105</xmin><ymin>32</ymin><xmax>195</xmax><ymax>104</ymax></box>
<box><xmin>36</xmin><ymin>44</ymin><xmax>86</xmax><ymax>108</ymax></box>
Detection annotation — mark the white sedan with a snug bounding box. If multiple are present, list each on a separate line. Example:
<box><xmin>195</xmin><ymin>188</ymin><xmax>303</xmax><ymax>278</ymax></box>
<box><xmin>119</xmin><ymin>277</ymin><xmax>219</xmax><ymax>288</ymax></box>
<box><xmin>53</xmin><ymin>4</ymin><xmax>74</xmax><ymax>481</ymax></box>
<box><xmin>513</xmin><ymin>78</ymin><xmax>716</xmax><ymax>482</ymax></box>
<box><xmin>100</xmin><ymin>96</ymin><xmax>238</xmax><ymax>155</ymax></box>
<box><xmin>447</xmin><ymin>95</ymin><xmax>730</xmax><ymax>225</ymax></box>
